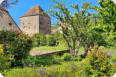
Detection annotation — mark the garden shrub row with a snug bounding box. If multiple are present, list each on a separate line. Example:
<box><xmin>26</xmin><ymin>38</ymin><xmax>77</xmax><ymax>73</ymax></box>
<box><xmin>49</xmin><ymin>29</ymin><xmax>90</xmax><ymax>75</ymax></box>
<box><xmin>4</xmin><ymin>48</ymin><xmax>116</xmax><ymax>77</ymax></box>
<box><xmin>0</xmin><ymin>31</ymin><xmax>33</xmax><ymax>68</ymax></box>
<box><xmin>0</xmin><ymin>44</ymin><xmax>10</xmax><ymax>72</ymax></box>
<box><xmin>32</xmin><ymin>33</ymin><xmax>60</xmax><ymax>47</ymax></box>
<box><xmin>23</xmin><ymin>55</ymin><xmax>61</xmax><ymax>66</ymax></box>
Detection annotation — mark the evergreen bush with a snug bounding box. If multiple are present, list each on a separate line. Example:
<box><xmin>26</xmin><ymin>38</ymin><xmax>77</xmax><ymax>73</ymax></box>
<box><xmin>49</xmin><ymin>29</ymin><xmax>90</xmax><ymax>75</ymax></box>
<box><xmin>47</xmin><ymin>34</ymin><xmax>57</xmax><ymax>46</ymax></box>
<box><xmin>62</xmin><ymin>53</ymin><xmax>72</xmax><ymax>61</ymax></box>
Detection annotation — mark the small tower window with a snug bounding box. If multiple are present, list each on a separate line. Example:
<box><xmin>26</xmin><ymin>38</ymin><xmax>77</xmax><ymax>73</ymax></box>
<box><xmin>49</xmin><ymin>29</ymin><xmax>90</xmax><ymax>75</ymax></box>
<box><xmin>9</xmin><ymin>23</ymin><xmax>12</xmax><ymax>26</ymax></box>
<box><xmin>40</xmin><ymin>21</ymin><xmax>42</xmax><ymax>24</ymax></box>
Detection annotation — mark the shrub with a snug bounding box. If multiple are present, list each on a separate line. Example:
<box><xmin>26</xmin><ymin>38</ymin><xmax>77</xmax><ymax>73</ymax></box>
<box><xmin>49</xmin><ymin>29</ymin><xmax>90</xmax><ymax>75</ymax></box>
<box><xmin>32</xmin><ymin>33</ymin><xmax>47</xmax><ymax>47</ymax></box>
<box><xmin>32</xmin><ymin>33</ymin><xmax>40</xmax><ymax>47</ymax></box>
<box><xmin>62</xmin><ymin>53</ymin><xmax>72</xmax><ymax>61</ymax></box>
<box><xmin>24</xmin><ymin>55</ymin><xmax>60</xmax><ymax>66</ymax></box>
<box><xmin>0</xmin><ymin>44</ymin><xmax>10</xmax><ymax>72</ymax></box>
<box><xmin>3</xmin><ymin>63</ymin><xmax>79</xmax><ymax>77</ymax></box>
<box><xmin>39</xmin><ymin>34</ymin><xmax>47</xmax><ymax>46</ymax></box>
<box><xmin>80</xmin><ymin>47</ymin><xmax>115</xmax><ymax>76</ymax></box>
<box><xmin>47</xmin><ymin>34</ymin><xmax>57</xmax><ymax>46</ymax></box>
<box><xmin>72</xmin><ymin>56</ymin><xmax>82</xmax><ymax>61</ymax></box>
<box><xmin>3</xmin><ymin>68</ymin><xmax>39</xmax><ymax>77</ymax></box>
<box><xmin>3</xmin><ymin>58</ymin><xmax>116</xmax><ymax>77</ymax></box>
<box><xmin>111</xmin><ymin>55</ymin><xmax>116</xmax><ymax>62</ymax></box>
<box><xmin>0</xmin><ymin>31</ymin><xmax>33</xmax><ymax>67</ymax></box>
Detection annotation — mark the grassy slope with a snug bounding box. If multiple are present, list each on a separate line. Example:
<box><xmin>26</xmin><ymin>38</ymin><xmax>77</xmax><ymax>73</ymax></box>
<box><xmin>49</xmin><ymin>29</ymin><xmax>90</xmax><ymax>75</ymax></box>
<box><xmin>32</xmin><ymin>44</ymin><xmax>68</xmax><ymax>51</ymax></box>
<box><xmin>32</xmin><ymin>44</ymin><xmax>116</xmax><ymax>52</ymax></box>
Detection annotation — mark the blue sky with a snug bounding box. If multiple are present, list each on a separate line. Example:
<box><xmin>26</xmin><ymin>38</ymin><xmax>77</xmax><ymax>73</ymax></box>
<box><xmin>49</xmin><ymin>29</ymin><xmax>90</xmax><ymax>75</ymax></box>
<box><xmin>7</xmin><ymin>0</ymin><xmax>99</xmax><ymax>27</ymax></box>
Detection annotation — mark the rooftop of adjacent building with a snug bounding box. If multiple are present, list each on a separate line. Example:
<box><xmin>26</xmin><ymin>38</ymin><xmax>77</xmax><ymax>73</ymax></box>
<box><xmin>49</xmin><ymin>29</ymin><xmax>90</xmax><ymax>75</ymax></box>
<box><xmin>21</xmin><ymin>5</ymin><xmax>50</xmax><ymax>18</ymax></box>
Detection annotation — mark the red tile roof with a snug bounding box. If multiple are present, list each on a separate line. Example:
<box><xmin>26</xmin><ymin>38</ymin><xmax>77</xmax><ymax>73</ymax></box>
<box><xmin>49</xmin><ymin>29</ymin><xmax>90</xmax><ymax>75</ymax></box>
<box><xmin>21</xmin><ymin>6</ymin><xmax>50</xmax><ymax>18</ymax></box>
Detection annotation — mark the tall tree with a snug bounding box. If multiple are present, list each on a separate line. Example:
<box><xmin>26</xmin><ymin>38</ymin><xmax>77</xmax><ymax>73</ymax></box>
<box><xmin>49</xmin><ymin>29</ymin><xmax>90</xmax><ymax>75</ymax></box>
<box><xmin>93</xmin><ymin>0</ymin><xmax>116</xmax><ymax>46</ymax></box>
<box><xmin>49</xmin><ymin>0</ymin><xmax>94</xmax><ymax>55</ymax></box>
<box><xmin>49</xmin><ymin>0</ymin><xmax>107</xmax><ymax>55</ymax></box>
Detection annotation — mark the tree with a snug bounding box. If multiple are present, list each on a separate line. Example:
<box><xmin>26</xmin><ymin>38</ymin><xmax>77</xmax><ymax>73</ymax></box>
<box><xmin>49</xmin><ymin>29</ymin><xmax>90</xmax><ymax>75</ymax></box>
<box><xmin>92</xmin><ymin>0</ymin><xmax>116</xmax><ymax>46</ymax></box>
<box><xmin>49</xmin><ymin>0</ymin><xmax>94</xmax><ymax>56</ymax></box>
<box><xmin>49</xmin><ymin>0</ymin><xmax>107</xmax><ymax>56</ymax></box>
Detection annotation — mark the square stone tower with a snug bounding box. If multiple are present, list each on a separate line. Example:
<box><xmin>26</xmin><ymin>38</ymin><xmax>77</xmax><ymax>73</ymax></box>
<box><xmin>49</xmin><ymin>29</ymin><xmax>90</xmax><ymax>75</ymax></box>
<box><xmin>20</xmin><ymin>6</ymin><xmax>51</xmax><ymax>35</ymax></box>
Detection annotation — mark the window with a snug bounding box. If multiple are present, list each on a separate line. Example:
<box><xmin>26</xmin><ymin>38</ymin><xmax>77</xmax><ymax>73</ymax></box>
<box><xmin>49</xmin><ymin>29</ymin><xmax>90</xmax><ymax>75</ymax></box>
<box><xmin>9</xmin><ymin>23</ymin><xmax>12</xmax><ymax>26</ymax></box>
<box><xmin>40</xmin><ymin>21</ymin><xmax>42</xmax><ymax>24</ymax></box>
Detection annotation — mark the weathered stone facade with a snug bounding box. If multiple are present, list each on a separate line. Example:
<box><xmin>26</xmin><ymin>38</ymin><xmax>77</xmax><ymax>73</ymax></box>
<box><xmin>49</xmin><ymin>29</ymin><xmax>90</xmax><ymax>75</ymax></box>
<box><xmin>20</xmin><ymin>6</ymin><xmax>51</xmax><ymax>35</ymax></box>
<box><xmin>0</xmin><ymin>6</ymin><xmax>21</xmax><ymax>32</ymax></box>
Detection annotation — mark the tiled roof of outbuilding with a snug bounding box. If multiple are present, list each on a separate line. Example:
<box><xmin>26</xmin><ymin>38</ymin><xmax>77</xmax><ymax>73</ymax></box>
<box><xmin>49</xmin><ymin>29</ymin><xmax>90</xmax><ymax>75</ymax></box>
<box><xmin>21</xmin><ymin>6</ymin><xmax>50</xmax><ymax>18</ymax></box>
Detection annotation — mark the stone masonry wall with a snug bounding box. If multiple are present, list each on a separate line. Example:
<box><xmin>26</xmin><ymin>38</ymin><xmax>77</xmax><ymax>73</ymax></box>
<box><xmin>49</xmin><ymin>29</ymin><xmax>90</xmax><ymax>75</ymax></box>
<box><xmin>20</xmin><ymin>15</ymin><xmax>39</xmax><ymax>35</ymax></box>
<box><xmin>0</xmin><ymin>10</ymin><xmax>21</xmax><ymax>32</ymax></box>
<box><xmin>39</xmin><ymin>15</ymin><xmax>51</xmax><ymax>34</ymax></box>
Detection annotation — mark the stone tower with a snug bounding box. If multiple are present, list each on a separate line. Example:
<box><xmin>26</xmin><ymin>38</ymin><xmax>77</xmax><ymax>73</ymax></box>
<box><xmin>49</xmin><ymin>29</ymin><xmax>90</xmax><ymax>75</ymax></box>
<box><xmin>0</xmin><ymin>6</ymin><xmax>21</xmax><ymax>32</ymax></box>
<box><xmin>20</xmin><ymin>6</ymin><xmax>51</xmax><ymax>35</ymax></box>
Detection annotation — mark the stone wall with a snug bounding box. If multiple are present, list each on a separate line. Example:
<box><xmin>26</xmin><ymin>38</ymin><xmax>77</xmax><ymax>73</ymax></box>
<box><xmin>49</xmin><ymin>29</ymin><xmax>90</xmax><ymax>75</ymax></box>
<box><xmin>39</xmin><ymin>15</ymin><xmax>51</xmax><ymax>34</ymax></box>
<box><xmin>20</xmin><ymin>15</ymin><xmax>39</xmax><ymax>35</ymax></box>
<box><xmin>0</xmin><ymin>10</ymin><xmax>21</xmax><ymax>32</ymax></box>
<box><xmin>20</xmin><ymin>15</ymin><xmax>51</xmax><ymax>35</ymax></box>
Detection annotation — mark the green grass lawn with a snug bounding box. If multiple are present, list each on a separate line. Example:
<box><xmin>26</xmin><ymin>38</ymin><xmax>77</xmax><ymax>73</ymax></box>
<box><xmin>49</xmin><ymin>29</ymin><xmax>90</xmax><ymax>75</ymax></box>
<box><xmin>103</xmin><ymin>47</ymin><xmax>116</xmax><ymax>52</ymax></box>
<box><xmin>32</xmin><ymin>44</ymin><xmax>116</xmax><ymax>52</ymax></box>
<box><xmin>32</xmin><ymin>44</ymin><xmax>68</xmax><ymax>51</ymax></box>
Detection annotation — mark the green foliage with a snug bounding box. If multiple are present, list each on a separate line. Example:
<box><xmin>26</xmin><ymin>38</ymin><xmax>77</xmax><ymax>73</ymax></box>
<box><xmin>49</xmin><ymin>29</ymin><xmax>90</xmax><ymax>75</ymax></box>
<box><xmin>49</xmin><ymin>1</ymin><xmax>93</xmax><ymax>55</ymax></box>
<box><xmin>72</xmin><ymin>56</ymin><xmax>82</xmax><ymax>61</ymax></box>
<box><xmin>62</xmin><ymin>53</ymin><xmax>72</xmax><ymax>61</ymax></box>
<box><xmin>32</xmin><ymin>44</ymin><xmax>68</xmax><ymax>51</ymax></box>
<box><xmin>4</xmin><ymin>59</ymin><xmax>116</xmax><ymax>77</ymax></box>
<box><xmin>81</xmin><ymin>27</ymin><xmax>107</xmax><ymax>53</ymax></box>
<box><xmin>47</xmin><ymin>34</ymin><xmax>57</xmax><ymax>46</ymax></box>
<box><xmin>80</xmin><ymin>47</ymin><xmax>115</xmax><ymax>76</ymax></box>
<box><xmin>24</xmin><ymin>55</ymin><xmax>60</xmax><ymax>66</ymax></box>
<box><xmin>98</xmin><ymin>0</ymin><xmax>116</xmax><ymax>31</ymax></box>
<box><xmin>111</xmin><ymin>55</ymin><xmax>116</xmax><ymax>62</ymax></box>
<box><xmin>39</xmin><ymin>34</ymin><xmax>47</xmax><ymax>46</ymax></box>
<box><xmin>32</xmin><ymin>33</ymin><xmax>40</xmax><ymax>47</ymax></box>
<box><xmin>0</xmin><ymin>31</ymin><xmax>33</xmax><ymax>67</ymax></box>
<box><xmin>0</xmin><ymin>44</ymin><xmax>3</xmax><ymax>54</ymax></box>
<box><xmin>0</xmin><ymin>44</ymin><xmax>10</xmax><ymax>72</ymax></box>
<box><xmin>3</xmin><ymin>63</ymin><xmax>79</xmax><ymax>77</ymax></box>
<box><xmin>94</xmin><ymin>0</ymin><xmax>116</xmax><ymax>46</ymax></box>
<box><xmin>49</xmin><ymin>0</ymin><xmax>108</xmax><ymax>56</ymax></box>
<box><xmin>3</xmin><ymin>68</ymin><xmax>40</xmax><ymax>77</ymax></box>
<box><xmin>32</xmin><ymin>33</ymin><xmax>47</xmax><ymax>47</ymax></box>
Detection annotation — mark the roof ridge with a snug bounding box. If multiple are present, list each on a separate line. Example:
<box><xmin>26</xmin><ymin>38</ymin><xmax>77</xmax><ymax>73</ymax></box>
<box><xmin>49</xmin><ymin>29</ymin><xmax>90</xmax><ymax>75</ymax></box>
<box><xmin>21</xmin><ymin>5</ymin><xmax>49</xmax><ymax>17</ymax></box>
<box><xmin>0</xmin><ymin>6</ymin><xmax>8</xmax><ymax>13</ymax></box>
